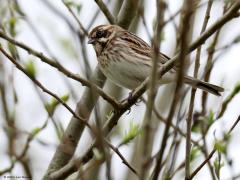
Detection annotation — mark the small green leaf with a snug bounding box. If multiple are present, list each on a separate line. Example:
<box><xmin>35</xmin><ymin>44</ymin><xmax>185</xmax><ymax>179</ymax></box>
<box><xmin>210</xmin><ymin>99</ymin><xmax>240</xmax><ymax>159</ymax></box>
<box><xmin>191</xmin><ymin>122</ymin><xmax>201</xmax><ymax>133</ymax></box>
<box><xmin>63</xmin><ymin>0</ymin><xmax>74</xmax><ymax>6</ymax></box>
<box><xmin>45</xmin><ymin>103</ymin><xmax>54</xmax><ymax>116</ymax></box>
<box><xmin>223</xmin><ymin>133</ymin><xmax>231</xmax><ymax>142</ymax></box>
<box><xmin>214</xmin><ymin>140</ymin><xmax>226</xmax><ymax>154</ymax></box>
<box><xmin>24</xmin><ymin>60</ymin><xmax>36</xmax><ymax>78</ymax></box>
<box><xmin>31</xmin><ymin>127</ymin><xmax>41</xmax><ymax>136</ymax></box>
<box><xmin>61</xmin><ymin>94</ymin><xmax>70</xmax><ymax>102</ymax></box>
<box><xmin>9</xmin><ymin>17</ymin><xmax>17</xmax><ymax>37</ymax></box>
<box><xmin>204</xmin><ymin>111</ymin><xmax>215</xmax><ymax>127</ymax></box>
<box><xmin>45</xmin><ymin>93</ymin><xmax>70</xmax><ymax>115</ymax></box>
<box><xmin>190</xmin><ymin>146</ymin><xmax>200</xmax><ymax>162</ymax></box>
<box><xmin>8</xmin><ymin>43</ymin><xmax>18</xmax><ymax>60</ymax></box>
<box><xmin>119</xmin><ymin>121</ymin><xmax>141</xmax><ymax>147</ymax></box>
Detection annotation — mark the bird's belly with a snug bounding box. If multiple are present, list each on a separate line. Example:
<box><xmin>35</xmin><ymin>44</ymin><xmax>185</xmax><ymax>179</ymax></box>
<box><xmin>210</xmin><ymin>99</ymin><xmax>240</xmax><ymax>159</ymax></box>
<box><xmin>100</xmin><ymin>60</ymin><xmax>149</xmax><ymax>89</ymax></box>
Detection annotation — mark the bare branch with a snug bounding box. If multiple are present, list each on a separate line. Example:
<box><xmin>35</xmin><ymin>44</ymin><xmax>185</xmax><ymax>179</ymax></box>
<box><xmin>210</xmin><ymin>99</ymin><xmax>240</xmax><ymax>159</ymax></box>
<box><xmin>62</xmin><ymin>0</ymin><xmax>88</xmax><ymax>36</ymax></box>
<box><xmin>94</xmin><ymin>0</ymin><xmax>116</xmax><ymax>24</ymax></box>
<box><xmin>117</xmin><ymin>0</ymin><xmax>140</xmax><ymax>28</ymax></box>
<box><xmin>140</xmin><ymin>1</ymin><xmax>166</xmax><ymax>179</ymax></box>
<box><xmin>217</xmin><ymin>83</ymin><xmax>240</xmax><ymax>119</ymax></box>
<box><xmin>185</xmin><ymin>0</ymin><xmax>213</xmax><ymax>179</ymax></box>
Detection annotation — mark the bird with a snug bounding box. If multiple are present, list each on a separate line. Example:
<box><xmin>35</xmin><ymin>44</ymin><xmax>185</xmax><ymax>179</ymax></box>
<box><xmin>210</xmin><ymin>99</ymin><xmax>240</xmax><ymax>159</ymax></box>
<box><xmin>88</xmin><ymin>24</ymin><xmax>224</xmax><ymax>96</ymax></box>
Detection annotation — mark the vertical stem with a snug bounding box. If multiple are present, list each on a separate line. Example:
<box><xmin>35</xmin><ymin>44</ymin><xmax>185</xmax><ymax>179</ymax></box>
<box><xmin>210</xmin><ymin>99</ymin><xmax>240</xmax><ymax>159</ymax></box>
<box><xmin>139</xmin><ymin>1</ymin><xmax>166</xmax><ymax>179</ymax></box>
<box><xmin>185</xmin><ymin>0</ymin><xmax>213</xmax><ymax>179</ymax></box>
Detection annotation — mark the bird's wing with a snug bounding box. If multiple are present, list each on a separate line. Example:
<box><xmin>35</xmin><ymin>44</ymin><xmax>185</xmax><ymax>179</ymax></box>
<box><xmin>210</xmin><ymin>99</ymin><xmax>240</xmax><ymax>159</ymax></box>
<box><xmin>120</xmin><ymin>30</ymin><xmax>177</xmax><ymax>72</ymax></box>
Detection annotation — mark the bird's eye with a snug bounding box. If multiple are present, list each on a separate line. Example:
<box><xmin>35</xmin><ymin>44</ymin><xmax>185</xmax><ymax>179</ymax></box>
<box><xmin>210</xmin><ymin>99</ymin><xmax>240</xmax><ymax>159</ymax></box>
<box><xmin>96</xmin><ymin>30</ymin><xmax>107</xmax><ymax>38</ymax></box>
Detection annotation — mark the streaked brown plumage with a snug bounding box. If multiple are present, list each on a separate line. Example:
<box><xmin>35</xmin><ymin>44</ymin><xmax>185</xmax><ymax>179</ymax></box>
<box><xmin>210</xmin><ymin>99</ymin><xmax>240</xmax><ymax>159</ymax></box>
<box><xmin>88</xmin><ymin>24</ymin><xmax>224</xmax><ymax>96</ymax></box>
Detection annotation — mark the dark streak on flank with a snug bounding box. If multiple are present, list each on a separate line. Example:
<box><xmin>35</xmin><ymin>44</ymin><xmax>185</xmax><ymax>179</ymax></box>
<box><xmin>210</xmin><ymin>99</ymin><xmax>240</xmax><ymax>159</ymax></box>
<box><xmin>130</xmin><ymin>46</ymin><xmax>151</xmax><ymax>57</ymax></box>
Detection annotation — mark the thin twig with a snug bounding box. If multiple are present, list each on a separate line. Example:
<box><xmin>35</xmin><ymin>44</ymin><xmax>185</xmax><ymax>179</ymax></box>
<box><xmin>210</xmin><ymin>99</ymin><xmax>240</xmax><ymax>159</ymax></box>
<box><xmin>185</xmin><ymin>0</ymin><xmax>213</xmax><ymax>179</ymax></box>
<box><xmin>140</xmin><ymin>1</ymin><xmax>166</xmax><ymax>179</ymax></box>
<box><xmin>217</xmin><ymin>82</ymin><xmax>240</xmax><ymax>119</ymax></box>
<box><xmin>94</xmin><ymin>0</ymin><xmax>116</xmax><ymax>24</ymax></box>
<box><xmin>201</xmin><ymin>28</ymin><xmax>222</xmax><ymax>114</ymax></box>
<box><xmin>87</xmin><ymin>0</ymin><xmax>111</xmax><ymax>30</ymax></box>
<box><xmin>105</xmin><ymin>140</ymin><xmax>139</xmax><ymax>176</ymax></box>
<box><xmin>117</xmin><ymin>0</ymin><xmax>140</xmax><ymax>29</ymax></box>
<box><xmin>62</xmin><ymin>0</ymin><xmax>88</xmax><ymax>36</ymax></box>
<box><xmin>201</xmin><ymin>131</ymin><xmax>217</xmax><ymax>180</ymax></box>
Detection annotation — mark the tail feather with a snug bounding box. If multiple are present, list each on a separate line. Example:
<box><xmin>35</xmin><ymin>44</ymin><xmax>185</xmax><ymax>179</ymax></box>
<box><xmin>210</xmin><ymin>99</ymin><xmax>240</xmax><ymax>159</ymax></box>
<box><xmin>184</xmin><ymin>76</ymin><xmax>224</xmax><ymax>96</ymax></box>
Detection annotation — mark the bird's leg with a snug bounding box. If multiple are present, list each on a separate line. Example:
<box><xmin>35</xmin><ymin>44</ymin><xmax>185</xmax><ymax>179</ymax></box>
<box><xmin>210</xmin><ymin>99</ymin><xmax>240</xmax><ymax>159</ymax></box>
<box><xmin>119</xmin><ymin>90</ymin><xmax>143</xmax><ymax>114</ymax></box>
<box><xmin>127</xmin><ymin>90</ymin><xmax>133</xmax><ymax>102</ymax></box>
<box><xmin>128</xmin><ymin>90</ymin><xmax>143</xmax><ymax>105</ymax></box>
<box><xmin>126</xmin><ymin>90</ymin><xmax>142</xmax><ymax>105</ymax></box>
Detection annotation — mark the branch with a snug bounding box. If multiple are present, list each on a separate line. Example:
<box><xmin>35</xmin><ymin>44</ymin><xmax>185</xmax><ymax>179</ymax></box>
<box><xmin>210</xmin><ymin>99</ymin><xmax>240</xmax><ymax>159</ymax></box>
<box><xmin>217</xmin><ymin>82</ymin><xmax>240</xmax><ymax>119</ymax></box>
<box><xmin>117</xmin><ymin>0</ymin><xmax>140</xmax><ymax>29</ymax></box>
<box><xmin>140</xmin><ymin>1</ymin><xmax>166</xmax><ymax>179</ymax></box>
<box><xmin>185</xmin><ymin>0</ymin><xmax>213</xmax><ymax>179</ymax></box>
<box><xmin>0</xmin><ymin>31</ymin><xmax>120</xmax><ymax>109</ymax></box>
<box><xmin>87</xmin><ymin>0</ymin><xmax>111</xmax><ymax>30</ymax></box>
<box><xmin>105</xmin><ymin>140</ymin><xmax>139</xmax><ymax>176</ymax></box>
<box><xmin>62</xmin><ymin>0</ymin><xmax>88</xmax><ymax>36</ymax></box>
<box><xmin>94</xmin><ymin>0</ymin><xmax>116</xmax><ymax>24</ymax></box>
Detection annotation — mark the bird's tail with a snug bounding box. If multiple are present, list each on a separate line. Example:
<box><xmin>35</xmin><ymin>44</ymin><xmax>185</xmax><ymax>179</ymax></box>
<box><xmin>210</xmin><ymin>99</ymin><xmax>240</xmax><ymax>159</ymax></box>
<box><xmin>184</xmin><ymin>76</ymin><xmax>224</xmax><ymax>96</ymax></box>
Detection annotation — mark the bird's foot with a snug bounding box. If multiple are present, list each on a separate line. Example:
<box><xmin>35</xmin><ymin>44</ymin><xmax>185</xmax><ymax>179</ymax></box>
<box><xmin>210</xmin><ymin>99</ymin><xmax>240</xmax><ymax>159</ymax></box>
<box><xmin>128</xmin><ymin>91</ymin><xmax>142</xmax><ymax>105</ymax></box>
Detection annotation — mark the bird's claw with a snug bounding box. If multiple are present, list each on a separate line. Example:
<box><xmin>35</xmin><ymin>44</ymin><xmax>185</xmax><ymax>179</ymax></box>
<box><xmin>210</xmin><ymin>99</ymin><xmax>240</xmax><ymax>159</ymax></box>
<box><xmin>127</xmin><ymin>91</ymin><xmax>133</xmax><ymax>103</ymax></box>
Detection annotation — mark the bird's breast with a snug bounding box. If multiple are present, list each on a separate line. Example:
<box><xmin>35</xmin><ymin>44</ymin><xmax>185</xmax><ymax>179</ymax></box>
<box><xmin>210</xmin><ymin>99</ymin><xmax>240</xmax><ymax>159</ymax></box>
<box><xmin>98</xmin><ymin>52</ymin><xmax>149</xmax><ymax>89</ymax></box>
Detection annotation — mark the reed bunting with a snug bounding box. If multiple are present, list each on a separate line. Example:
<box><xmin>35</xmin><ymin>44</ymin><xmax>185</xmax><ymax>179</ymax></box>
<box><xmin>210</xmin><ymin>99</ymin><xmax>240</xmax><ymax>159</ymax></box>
<box><xmin>88</xmin><ymin>24</ymin><xmax>224</xmax><ymax>96</ymax></box>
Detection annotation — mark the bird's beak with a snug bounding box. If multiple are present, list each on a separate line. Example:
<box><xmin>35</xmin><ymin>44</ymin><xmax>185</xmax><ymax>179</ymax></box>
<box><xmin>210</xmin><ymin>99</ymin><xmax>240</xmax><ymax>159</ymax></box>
<box><xmin>88</xmin><ymin>38</ymin><xmax>96</xmax><ymax>44</ymax></box>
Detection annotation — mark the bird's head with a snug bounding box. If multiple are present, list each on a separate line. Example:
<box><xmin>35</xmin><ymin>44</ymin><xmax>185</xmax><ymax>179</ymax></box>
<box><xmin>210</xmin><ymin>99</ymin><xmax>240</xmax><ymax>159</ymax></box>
<box><xmin>88</xmin><ymin>24</ymin><xmax>124</xmax><ymax>56</ymax></box>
